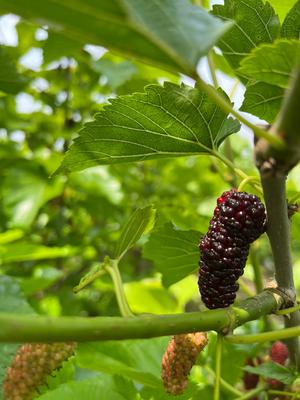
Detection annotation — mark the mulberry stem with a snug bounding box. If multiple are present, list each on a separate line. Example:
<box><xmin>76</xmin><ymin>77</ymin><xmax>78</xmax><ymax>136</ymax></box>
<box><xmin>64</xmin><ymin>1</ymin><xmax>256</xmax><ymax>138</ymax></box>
<box><xmin>276</xmin><ymin>304</ymin><xmax>300</xmax><ymax>316</ymax></box>
<box><xmin>104</xmin><ymin>258</ymin><xmax>133</xmax><ymax>318</ymax></box>
<box><xmin>0</xmin><ymin>290</ymin><xmax>284</xmax><ymax>343</ymax></box>
<box><xmin>226</xmin><ymin>325</ymin><xmax>300</xmax><ymax>344</ymax></box>
<box><xmin>215</xmin><ymin>152</ymin><xmax>263</xmax><ymax>194</ymax></box>
<box><xmin>249</xmin><ymin>246</ymin><xmax>264</xmax><ymax>294</ymax></box>
<box><xmin>214</xmin><ymin>334</ymin><xmax>223</xmax><ymax>400</ymax></box>
<box><xmin>237</xmin><ymin>176</ymin><xmax>261</xmax><ymax>192</ymax></box>
<box><xmin>235</xmin><ymin>385</ymin><xmax>266</xmax><ymax>400</ymax></box>
<box><xmin>260</xmin><ymin>174</ymin><xmax>300</xmax><ymax>366</ymax></box>
<box><xmin>205</xmin><ymin>366</ymin><xmax>242</xmax><ymax>397</ymax></box>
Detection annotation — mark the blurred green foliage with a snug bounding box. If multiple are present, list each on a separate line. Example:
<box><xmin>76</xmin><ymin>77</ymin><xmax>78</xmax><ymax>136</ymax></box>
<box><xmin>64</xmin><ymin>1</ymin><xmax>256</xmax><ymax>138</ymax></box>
<box><xmin>0</xmin><ymin>1</ymin><xmax>300</xmax><ymax>398</ymax></box>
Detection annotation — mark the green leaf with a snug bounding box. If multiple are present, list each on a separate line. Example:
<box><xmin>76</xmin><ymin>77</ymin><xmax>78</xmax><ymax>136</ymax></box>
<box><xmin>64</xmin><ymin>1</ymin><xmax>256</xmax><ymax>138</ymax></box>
<box><xmin>0</xmin><ymin>242</ymin><xmax>79</xmax><ymax>264</ymax></box>
<box><xmin>281</xmin><ymin>0</ymin><xmax>300</xmax><ymax>38</ymax></box>
<box><xmin>269</xmin><ymin>0</ymin><xmax>298</xmax><ymax>22</ymax></box>
<box><xmin>142</xmin><ymin>384</ymin><xmax>197</xmax><ymax>400</ymax></box>
<box><xmin>143</xmin><ymin>223</ymin><xmax>200</xmax><ymax>287</ymax></box>
<box><xmin>239</xmin><ymin>40</ymin><xmax>300</xmax><ymax>88</ymax></box>
<box><xmin>240</xmin><ymin>81</ymin><xmax>284</xmax><ymax>122</ymax></box>
<box><xmin>243</xmin><ymin>362</ymin><xmax>297</xmax><ymax>385</ymax></box>
<box><xmin>21</xmin><ymin>267</ymin><xmax>64</xmax><ymax>296</ymax></box>
<box><xmin>114</xmin><ymin>205</ymin><xmax>156</xmax><ymax>260</ymax></box>
<box><xmin>212</xmin><ymin>0</ymin><xmax>280</xmax><ymax>70</ymax></box>
<box><xmin>42</xmin><ymin>359</ymin><xmax>75</xmax><ymax>394</ymax></box>
<box><xmin>0</xmin><ymin>46</ymin><xmax>28</xmax><ymax>94</ymax></box>
<box><xmin>0</xmin><ymin>0</ymin><xmax>232</xmax><ymax>75</ymax></box>
<box><xmin>0</xmin><ymin>276</ymin><xmax>35</xmax><ymax>399</ymax></box>
<box><xmin>2</xmin><ymin>165</ymin><xmax>64</xmax><ymax>228</ymax></box>
<box><xmin>76</xmin><ymin>338</ymin><xmax>168</xmax><ymax>388</ymax></box>
<box><xmin>36</xmin><ymin>376</ymin><xmax>130</xmax><ymax>400</ymax></box>
<box><xmin>57</xmin><ymin>82</ymin><xmax>240</xmax><ymax>174</ymax></box>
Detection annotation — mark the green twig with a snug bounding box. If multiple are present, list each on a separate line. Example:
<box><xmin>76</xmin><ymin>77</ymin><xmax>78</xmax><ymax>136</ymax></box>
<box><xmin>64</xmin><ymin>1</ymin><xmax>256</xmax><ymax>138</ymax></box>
<box><xmin>214</xmin><ymin>334</ymin><xmax>223</xmax><ymax>400</ymax></box>
<box><xmin>276</xmin><ymin>304</ymin><xmax>300</xmax><ymax>316</ymax></box>
<box><xmin>207</xmin><ymin>51</ymin><xmax>219</xmax><ymax>88</ymax></box>
<box><xmin>238</xmin><ymin>176</ymin><xmax>261</xmax><ymax>192</ymax></box>
<box><xmin>226</xmin><ymin>325</ymin><xmax>300</xmax><ymax>344</ymax></box>
<box><xmin>104</xmin><ymin>259</ymin><xmax>133</xmax><ymax>317</ymax></box>
<box><xmin>223</xmin><ymin>78</ymin><xmax>241</xmax><ymax>187</ymax></box>
<box><xmin>0</xmin><ymin>290</ymin><xmax>284</xmax><ymax>343</ymax></box>
<box><xmin>205</xmin><ymin>366</ymin><xmax>242</xmax><ymax>397</ymax></box>
<box><xmin>268</xmin><ymin>389</ymin><xmax>300</xmax><ymax>398</ymax></box>
<box><xmin>223</xmin><ymin>138</ymin><xmax>238</xmax><ymax>187</ymax></box>
<box><xmin>229</xmin><ymin>79</ymin><xmax>240</xmax><ymax>99</ymax></box>
<box><xmin>239</xmin><ymin>278</ymin><xmax>255</xmax><ymax>297</ymax></box>
<box><xmin>235</xmin><ymin>386</ymin><xmax>266</xmax><ymax>400</ymax></box>
<box><xmin>215</xmin><ymin>152</ymin><xmax>263</xmax><ymax>193</ymax></box>
<box><xmin>250</xmin><ymin>246</ymin><xmax>264</xmax><ymax>294</ymax></box>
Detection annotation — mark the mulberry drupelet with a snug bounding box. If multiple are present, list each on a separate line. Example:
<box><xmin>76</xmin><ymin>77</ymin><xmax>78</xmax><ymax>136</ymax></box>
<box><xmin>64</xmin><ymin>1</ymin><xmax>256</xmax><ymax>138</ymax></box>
<box><xmin>198</xmin><ymin>189</ymin><xmax>266</xmax><ymax>309</ymax></box>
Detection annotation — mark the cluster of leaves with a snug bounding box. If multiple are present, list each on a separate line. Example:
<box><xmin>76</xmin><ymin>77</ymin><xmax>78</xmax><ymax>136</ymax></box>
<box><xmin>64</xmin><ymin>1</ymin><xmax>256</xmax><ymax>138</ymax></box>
<box><xmin>0</xmin><ymin>0</ymin><xmax>300</xmax><ymax>398</ymax></box>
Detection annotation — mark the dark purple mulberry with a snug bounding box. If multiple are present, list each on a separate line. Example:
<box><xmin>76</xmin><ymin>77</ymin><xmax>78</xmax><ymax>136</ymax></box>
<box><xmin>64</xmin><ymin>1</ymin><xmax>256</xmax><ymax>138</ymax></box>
<box><xmin>198</xmin><ymin>189</ymin><xmax>266</xmax><ymax>309</ymax></box>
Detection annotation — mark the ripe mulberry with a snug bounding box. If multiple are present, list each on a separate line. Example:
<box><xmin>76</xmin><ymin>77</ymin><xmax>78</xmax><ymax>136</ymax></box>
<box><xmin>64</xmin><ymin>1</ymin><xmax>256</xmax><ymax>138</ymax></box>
<box><xmin>269</xmin><ymin>341</ymin><xmax>289</xmax><ymax>365</ymax></box>
<box><xmin>161</xmin><ymin>332</ymin><xmax>208</xmax><ymax>395</ymax></box>
<box><xmin>243</xmin><ymin>357</ymin><xmax>262</xmax><ymax>391</ymax></box>
<box><xmin>267</xmin><ymin>341</ymin><xmax>289</xmax><ymax>388</ymax></box>
<box><xmin>199</xmin><ymin>189</ymin><xmax>266</xmax><ymax>309</ymax></box>
<box><xmin>3</xmin><ymin>342</ymin><xmax>76</xmax><ymax>400</ymax></box>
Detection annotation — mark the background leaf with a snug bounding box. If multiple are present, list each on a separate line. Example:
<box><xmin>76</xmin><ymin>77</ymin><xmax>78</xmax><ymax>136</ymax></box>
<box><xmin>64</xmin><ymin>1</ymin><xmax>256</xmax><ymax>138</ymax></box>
<box><xmin>114</xmin><ymin>205</ymin><xmax>156</xmax><ymax>260</ymax></box>
<box><xmin>2</xmin><ymin>165</ymin><xmax>64</xmax><ymax>228</ymax></box>
<box><xmin>212</xmin><ymin>0</ymin><xmax>280</xmax><ymax>70</ymax></box>
<box><xmin>37</xmin><ymin>376</ymin><xmax>132</xmax><ymax>400</ymax></box>
<box><xmin>57</xmin><ymin>82</ymin><xmax>240</xmax><ymax>174</ymax></box>
<box><xmin>0</xmin><ymin>0</ymin><xmax>231</xmax><ymax>75</ymax></box>
<box><xmin>243</xmin><ymin>362</ymin><xmax>297</xmax><ymax>385</ymax></box>
<box><xmin>0</xmin><ymin>242</ymin><xmax>79</xmax><ymax>264</ymax></box>
<box><xmin>0</xmin><ymin>230</ymin><xmax>24</xmax><ymax>245</ymax></box>
<box><xmin>143</xmin><ymin>223</ymin><xmax>200</xmax><ymax>287</ymax></box>
<box><xmin>239</xmin><ymin>40</ymin><xmax>300</xmax><ymax>88</ymax></box>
